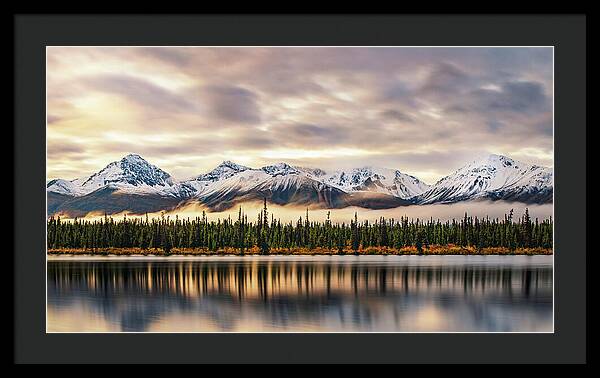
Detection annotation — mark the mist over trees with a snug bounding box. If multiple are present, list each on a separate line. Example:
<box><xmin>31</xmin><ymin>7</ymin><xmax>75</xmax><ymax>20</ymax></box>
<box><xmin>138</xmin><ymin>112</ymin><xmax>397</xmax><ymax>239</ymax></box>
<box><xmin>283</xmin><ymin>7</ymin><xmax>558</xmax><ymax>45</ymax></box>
<box><xmin>47</xmin><ymin>202</ymin><xmax>552</xmax><ymax>253</ymax></box>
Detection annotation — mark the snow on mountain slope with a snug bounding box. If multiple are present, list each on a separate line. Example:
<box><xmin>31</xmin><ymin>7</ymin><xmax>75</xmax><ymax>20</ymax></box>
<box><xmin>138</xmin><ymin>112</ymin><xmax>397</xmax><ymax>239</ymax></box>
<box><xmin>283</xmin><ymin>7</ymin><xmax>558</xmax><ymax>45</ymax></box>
<box><xmin>184</xmin><ymin>162</ymin><xmax>326</xmax><ymax>200</ymax></box>
<box><xmin>182</xmin><ymin>160</ymin><xmax>251</xmax><ymax>196</ymax></box>
<box><xmin>195</xmin><ymin>165</ymin><xmax>354</xmax><ymax>210</ymax></box>
<box><xmin>296</xmin><ymin>166</ymin><xmax>327</xmax><ymax>178</ymax></box>
<box><xmin>417</xmin><ymin>154</ymin><xmax>553</xmax><ymax>204</ymax></box>
<box><xmin>47</xmin><ymin>154</ymin><xmax>181</xmax><ymax>197</ymax></box>
<box><xmin>46</xmin><ymin>178</ymin><xmax>86</xmax><ymax>196</ymax></box>
<box><xmin>185</xmin><ymin>162</ymin><xmax>415</xmax><ymax>211</ymax></box>
<box><xmin>192</xmin><ymin>163</ymin><xmax>324</xmax><ymax>199</ymax></box>
<box><xmin>47</xmin><ymin>153</ymin><xmax>554</xmax><ymax>217</ymax></box>
<box><xmin>261</xmin><ymin>162</ymin><xmax>300</xmax><ymax>176</ymax></box>
<box><xmin>195</xmin><ymin>160</ymin><xmax>250</xmax><ymax>182</ymax></box>
<box><xmin>320</xmin><ymin>167</ymin><xmax>430</xmax><ymax>199</ymax></box>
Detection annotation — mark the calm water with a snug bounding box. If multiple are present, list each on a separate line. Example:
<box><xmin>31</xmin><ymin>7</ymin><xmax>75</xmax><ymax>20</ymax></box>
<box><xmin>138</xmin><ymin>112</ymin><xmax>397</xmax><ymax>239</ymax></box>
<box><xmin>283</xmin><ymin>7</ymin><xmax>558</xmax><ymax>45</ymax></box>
<box><xmin>47</xmin><ymin>255</ymin><xmax>553</xmax><ymax>332</ymax></box>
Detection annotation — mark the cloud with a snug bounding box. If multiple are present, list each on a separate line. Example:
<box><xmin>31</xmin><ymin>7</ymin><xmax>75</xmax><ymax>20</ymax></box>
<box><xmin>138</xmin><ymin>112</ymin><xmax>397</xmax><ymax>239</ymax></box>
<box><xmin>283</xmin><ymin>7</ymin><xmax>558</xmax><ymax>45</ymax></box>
<box><xmin>240</xmin><ymin>123</ymin><xmax>348</xmax><ymax>151</ymax></box>
<box><xmin>46</xmin><ymin>47</ymin><xmax>553</xmax><ymax>182</ymax></box>
<box><xmin>138</xmin><ymin>47</ymin><xmax>191</xmax><ymax>66</ymax></box>
<box><xmin>419</xmin><ymin>62</ymin><xmax>471</xmax><ymax>96</ymax></box>
<box><xmin>380</xmin><ymin>81</ymin><xmax>413</xmax><ymax>102</ymax></box>
<box><xmin>442</xmin><ymin>80</ymin><xmax>550</xmax><ymax>139</ymax></box>
<box><xmin>47</xmin><ymin>115</ymin><xmax>61</xmax><ymax>124</ymax></box>
<box><xmin>285</xmin><ymin>123</ymin><xmax>345</xmax><ymax>139</ymax></box>
<box><xmin>82</xmin><ymin>74</ymin><xmax>197</xmax><ymax>113</ymax></box>
<box><xmin>487</xmin><ymin>120</ymin><xmax>504</xmax><ymax>132</ymax></box>
<box><xmin>47</xmin><ymin>142</ymin><xmax>85</xmax><ymax>159</ymax></box>
<box><xmin>380</xmin><ymin>109</ymin><xmax>415</xmax><ymax>123</ymax></box>
<box><xmin>202</xmin><ymin>85</ymin><xmax>261</xmax><ymax>124</ymax></box>
<box><xmin>487</xmin><ymin>81</ymin><xmax>548</xmax><ymax>112</ymax></box>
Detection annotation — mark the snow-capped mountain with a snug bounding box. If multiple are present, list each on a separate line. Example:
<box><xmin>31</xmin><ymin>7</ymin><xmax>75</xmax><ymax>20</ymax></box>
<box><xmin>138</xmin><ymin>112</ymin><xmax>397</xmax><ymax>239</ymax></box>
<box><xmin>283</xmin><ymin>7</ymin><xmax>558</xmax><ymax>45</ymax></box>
<box><xmin>172</xmin><ymin>163</ymin><xmax>323</xmax><ymax>210</ymax></box>
<box><xmin>178</xmin><ymin>162</ymin><xmax>417</xmax><ymax>210</ymax></box>
<box><xmin>46</xmin><ymin>178</ymin><xmax>86</xmax><ymax>196</ymax></box>
<box><xmin>320</xmin><ymin>167</ymin><xmax>430</xmax><ymax>199</ymax></box>
<box><xmin>47</xmin><ymin>154</ymin><xmax>193</xmax><ymax>217</ymax></box>
<box><xmin>47</xmin><ymin>153</ymin><xmax>181</xmax><ymax>197</ymax></box>
<box><xmin>261</xmin><ymin>162</ymin><xmax>300</xmax><ymax>177</ymax></box>
<box><xmin>416</xmin><ymin>154</ymin><xmax>553</xmax><ymax>204</ymax></box>
<box><xmin>47</xmin><ymin>153</ymin><xmax>553</xmax><ymax>217</ymax></box>
<box><xmin>194</xmin><ymin>160</ymin><xmax>250</xmax><ymax>182</ymax></box>
<box><xmin>182</xmin><ymin>160</ymin><xmax>252</xmax><ymax>196</ymax></box>
<box><xmin>191</xmin><ymin>163</ymin><xmax>368</xmax><ymax>211</ymax></box>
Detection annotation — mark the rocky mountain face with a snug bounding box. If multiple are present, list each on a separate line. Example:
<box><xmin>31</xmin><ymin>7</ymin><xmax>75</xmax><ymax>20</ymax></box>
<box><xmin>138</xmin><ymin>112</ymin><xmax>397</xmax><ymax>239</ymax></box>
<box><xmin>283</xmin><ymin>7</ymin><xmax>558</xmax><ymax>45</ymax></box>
<box><xmin>319</xmin><ymin>167</ymin><xmax>431</xmax><ymax>199</ymax></box>
<box><xmin>47</xmin><ymin>153</ymin><xmax>553</xmax><ymax>217</ymax></box>
<box><xmin>415</xmin><ymin>154</ymin><xmax>553</xmax><ymax>204</ymax></box>
<box><xmin>47</xmin><ymin>154</ymin><xmax>179</xmax><ymax>197</ymax></box>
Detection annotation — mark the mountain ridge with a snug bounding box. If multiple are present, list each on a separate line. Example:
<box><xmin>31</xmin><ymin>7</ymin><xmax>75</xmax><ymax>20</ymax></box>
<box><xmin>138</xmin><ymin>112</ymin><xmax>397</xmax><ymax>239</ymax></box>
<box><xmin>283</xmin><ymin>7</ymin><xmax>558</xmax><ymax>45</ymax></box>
<box><xmin>47</xmin><ymin>153</ymin><xmax>553</xmax><ymax>216</ymax></box>
<box><xmin>415</xmin><ymin>154</ymin><xmax>553</xmax><ymax>204</ymax></box>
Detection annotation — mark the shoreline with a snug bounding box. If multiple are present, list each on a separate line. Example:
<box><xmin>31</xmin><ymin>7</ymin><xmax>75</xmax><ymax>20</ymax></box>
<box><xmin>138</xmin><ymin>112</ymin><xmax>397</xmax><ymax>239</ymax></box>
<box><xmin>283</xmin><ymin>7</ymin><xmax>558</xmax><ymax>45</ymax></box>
<box><xmin>47</xmin><ymin>246</ymin><xmax>552</xmax><ymax>257</ymax></box>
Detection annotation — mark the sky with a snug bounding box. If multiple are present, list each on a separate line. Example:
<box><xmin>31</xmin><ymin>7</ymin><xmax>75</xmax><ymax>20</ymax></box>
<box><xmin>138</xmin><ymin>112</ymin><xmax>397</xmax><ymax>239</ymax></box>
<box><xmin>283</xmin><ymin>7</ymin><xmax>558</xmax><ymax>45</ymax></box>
<box><xmin>47</xmin><ymin>47</ymin><xmax>553</xmax><ymax>184</ymax></box>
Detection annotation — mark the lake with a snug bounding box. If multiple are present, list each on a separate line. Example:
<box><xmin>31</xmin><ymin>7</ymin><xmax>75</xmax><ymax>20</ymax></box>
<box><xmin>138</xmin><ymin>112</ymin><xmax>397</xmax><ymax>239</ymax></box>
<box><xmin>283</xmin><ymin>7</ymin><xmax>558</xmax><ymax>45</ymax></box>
<box><xmin>47</xmin><ymin>255</ymin><xmax>553</xmax><ymax>332</ymax></box>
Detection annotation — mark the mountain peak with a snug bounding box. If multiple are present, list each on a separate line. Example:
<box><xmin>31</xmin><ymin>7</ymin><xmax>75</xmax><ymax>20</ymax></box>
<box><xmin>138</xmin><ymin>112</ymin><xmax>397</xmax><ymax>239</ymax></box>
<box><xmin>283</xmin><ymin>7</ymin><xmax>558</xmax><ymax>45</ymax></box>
<box><xmin>419</xmin><ymin>154</ymin><xmax>553</xmax><ymax>204</ymax></box>
<box><xmin>218</xmin><ymin>160</ymin><xmax>248</xmax><ymax>170</ymax></box>
<box><xmin>47</xmin><ymin>153</ymin><xmax>553</xmax><ymax>211</ymax></box>
<box><xmin>262</xmin><ymin>162</ymin><xmax>299</xmax><ymax>176</ymax></box>
<box><xmin>321</xmin><ymin>165</ymin><xmax>430</xmax><ymax>199</ymax></box>
<box><xmin>271</xmin><ymin>162</ymin><xmax>293</xmax><ymax>168</ymax></box>
<box><xmin>121</xmin><ymin>153</ymin><xmax>147</xmax><ymax>163</ymax></box>
<box><xmin>196</xmin><ymin>160</ymin><xmax>250</xmax><ymax>182</ymax></box>
<box><xmin>296</xmin><ymin>166</ymin><xmax>327</xmax><ymax>177</ymax></box>
<box><xmin>461</xmin><ymin>154</ymin><xmax>526</xmax><ymax>173</ymax></box>
<box><xmin>75</xmin><ymin>154</ymin><xmax>173</xmax><ymax>193</ymax></box>
<box><xmin>476</xmin><ymin>153</ymin><xmax>516</xmax><ymax>164</ymax></box>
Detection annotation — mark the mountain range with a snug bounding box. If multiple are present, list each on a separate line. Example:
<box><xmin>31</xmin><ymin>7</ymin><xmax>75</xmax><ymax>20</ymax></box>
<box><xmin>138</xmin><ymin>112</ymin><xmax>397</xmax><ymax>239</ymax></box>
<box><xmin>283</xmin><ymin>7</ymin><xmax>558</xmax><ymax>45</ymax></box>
<box><xmin>47</xmin><ymin>153</ymin><xmax>553</xmax><ymax>217</ymax></box>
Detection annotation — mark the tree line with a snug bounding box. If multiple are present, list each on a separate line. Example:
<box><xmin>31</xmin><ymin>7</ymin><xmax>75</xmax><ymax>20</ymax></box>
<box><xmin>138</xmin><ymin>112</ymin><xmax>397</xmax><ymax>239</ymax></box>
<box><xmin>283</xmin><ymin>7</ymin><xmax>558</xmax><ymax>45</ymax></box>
<box><xmin>47</xmin><ymin>200</ymin><xmax>552</xmax><ymax>254</ymax></box>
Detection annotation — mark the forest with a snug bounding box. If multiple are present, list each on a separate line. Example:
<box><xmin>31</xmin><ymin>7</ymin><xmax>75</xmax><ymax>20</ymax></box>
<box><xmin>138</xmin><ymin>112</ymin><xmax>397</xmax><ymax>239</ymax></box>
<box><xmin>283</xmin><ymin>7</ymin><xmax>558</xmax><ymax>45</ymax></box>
<box><xmin>47</xmin><ymin>200</ymin><xmax>553</xmax><ymax>255</ymax></box>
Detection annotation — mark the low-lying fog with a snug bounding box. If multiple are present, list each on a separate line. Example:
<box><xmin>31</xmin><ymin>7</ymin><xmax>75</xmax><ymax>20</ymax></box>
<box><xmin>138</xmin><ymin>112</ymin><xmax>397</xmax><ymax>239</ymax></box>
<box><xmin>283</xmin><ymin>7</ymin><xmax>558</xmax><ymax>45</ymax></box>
<box><xmin>60</xmin><ymin>200</ymin><xmax>553</xmax><ymax>224</ymax></box>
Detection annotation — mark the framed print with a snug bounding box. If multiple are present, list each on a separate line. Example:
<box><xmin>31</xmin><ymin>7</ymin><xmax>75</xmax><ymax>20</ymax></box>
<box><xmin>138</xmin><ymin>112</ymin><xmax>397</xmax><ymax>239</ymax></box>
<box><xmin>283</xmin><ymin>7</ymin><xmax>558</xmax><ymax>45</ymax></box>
<box><xmin>14</xmin><ymin>14</ymin><xmax>587</xmax><ymax>364</ymax></box>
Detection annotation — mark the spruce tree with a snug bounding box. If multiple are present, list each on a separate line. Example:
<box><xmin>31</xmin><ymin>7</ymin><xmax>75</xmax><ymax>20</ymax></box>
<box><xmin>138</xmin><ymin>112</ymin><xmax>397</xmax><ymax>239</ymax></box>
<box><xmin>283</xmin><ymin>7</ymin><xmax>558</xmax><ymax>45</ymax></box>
<box><xmin>260</xmin><ymin>198</ymin><xmax>270</xmax><ymax>255</ymax></box>
<box><xmin>351</xmin><ymin>212</ymin><xmax>360</xmax><ymax>254</ymax></box>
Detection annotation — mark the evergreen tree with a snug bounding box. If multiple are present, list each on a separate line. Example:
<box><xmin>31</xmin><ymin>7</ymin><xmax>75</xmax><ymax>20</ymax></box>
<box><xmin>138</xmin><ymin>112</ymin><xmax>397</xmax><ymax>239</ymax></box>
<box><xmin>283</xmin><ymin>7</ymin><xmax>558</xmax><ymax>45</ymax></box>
<box><xmin>47</xmin><ymin>209</ymin><xmax>553</xmax><ymax>253</ymax></box>
<box><xmin>351</xmin><ymin>212</ymin><xmax>360</xmax><ymax>254</ymax></box>
<box><xmin>162</xmin><ymin>226</ymin><xmax>172</xmax><ymax>255</ymax></box>
<box><xmin>260</xmin><ymin>198</ymin><xmax>270</xmax><ymax>255</ymax></box>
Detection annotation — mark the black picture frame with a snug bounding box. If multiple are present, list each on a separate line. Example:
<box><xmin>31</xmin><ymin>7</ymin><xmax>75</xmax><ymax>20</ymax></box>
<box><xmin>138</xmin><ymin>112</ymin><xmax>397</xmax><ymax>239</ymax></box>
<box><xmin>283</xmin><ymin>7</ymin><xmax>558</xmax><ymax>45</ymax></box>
<box><xmin>14</xmin><ymin>14</ymin><xmax>586</xmax><ymax>364</ymax></box>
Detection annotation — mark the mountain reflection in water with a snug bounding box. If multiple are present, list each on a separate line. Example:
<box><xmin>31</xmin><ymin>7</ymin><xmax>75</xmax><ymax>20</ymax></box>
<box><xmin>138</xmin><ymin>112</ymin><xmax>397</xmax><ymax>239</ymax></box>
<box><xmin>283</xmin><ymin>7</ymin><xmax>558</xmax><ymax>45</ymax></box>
<box><xmin>47</xmin><ymin>256</ymin><xmax>553</xmax><ymax>332</ymax></box>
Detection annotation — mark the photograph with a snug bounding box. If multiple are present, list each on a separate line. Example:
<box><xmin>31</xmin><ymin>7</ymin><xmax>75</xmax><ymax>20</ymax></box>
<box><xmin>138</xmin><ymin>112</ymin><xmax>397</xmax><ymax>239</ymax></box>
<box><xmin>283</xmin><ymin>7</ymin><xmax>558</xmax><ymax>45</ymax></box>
<box><xmin>45</xmin><ymin>46</ymin><xmax>554</xmax><ymax>333</ymax></box>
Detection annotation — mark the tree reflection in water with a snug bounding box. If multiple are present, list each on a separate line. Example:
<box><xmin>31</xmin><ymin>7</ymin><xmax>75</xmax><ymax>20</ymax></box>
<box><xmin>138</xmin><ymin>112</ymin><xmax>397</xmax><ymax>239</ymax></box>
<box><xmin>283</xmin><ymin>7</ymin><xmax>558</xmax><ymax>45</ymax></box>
<box><xmin>47</xmin><ymin>257</ymin><xmax>553</xmax><ymax>332</ymax></box>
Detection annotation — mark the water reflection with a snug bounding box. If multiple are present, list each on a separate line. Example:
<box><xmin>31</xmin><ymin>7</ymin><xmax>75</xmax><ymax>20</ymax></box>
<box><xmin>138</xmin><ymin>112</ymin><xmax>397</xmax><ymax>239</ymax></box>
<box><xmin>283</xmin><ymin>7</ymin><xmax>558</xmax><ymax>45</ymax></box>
<box><xmin>47</xmin><ymin>256</ymin><xmax>553</xmax><ymax>332</ymax></box>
